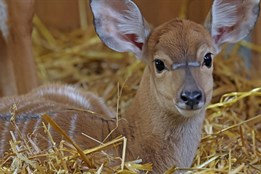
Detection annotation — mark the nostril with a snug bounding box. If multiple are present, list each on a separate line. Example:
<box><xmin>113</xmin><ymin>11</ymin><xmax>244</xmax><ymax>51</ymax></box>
<box><xmin>193</xmin><ymin>91</ymin><xmax>202</xmax><ymax>101</ymax></box>
<box><xmin>180</xmin><ymin>92</ymin><xmax>189</xmax><ymax>102</ymax></box>
<box><xmin>179</xmin><ymin>90</ymin><xmax>204</xmax><ymax>110</ymax></box>
<box><xmin>180</xmin><ymin>91</ymin><xmax>202</xmax><ymax>103</ymax></box>
<box><xmin>196</xmin><ymin>95</ymin><xmax>201</xmax><ymax>100</ymax></box>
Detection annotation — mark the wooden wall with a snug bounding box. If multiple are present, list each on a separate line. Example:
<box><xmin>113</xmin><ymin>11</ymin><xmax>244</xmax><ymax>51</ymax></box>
<box><xmin>35</xmin><ymin>0</ymin><xmax>81</xmax><ymax>31</ymax></box>
<box><xmin>35</xmin><ymin>0</ymin><xmax>212</xmax><ymax>30</ymax></box>
<box><xmin>134</xmin><ymin>0</ymin><xmax>211</xmax><ymax>25</ymax></box>
<box><xmin>35</xmin><ymin>0</ymin><xmax>261</xmax><ymax>78</ymax></box>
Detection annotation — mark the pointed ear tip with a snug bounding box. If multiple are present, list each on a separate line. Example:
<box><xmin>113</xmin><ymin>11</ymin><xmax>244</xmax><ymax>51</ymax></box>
<box><xmin>89</xmin><ymin>0</ymin><xmax>94</xmax><ymax>8</ymax></box>
<box><xmin>89</xmin><ymin>0</ymin><xmax>99</xmax><ymax>7</ymax></box>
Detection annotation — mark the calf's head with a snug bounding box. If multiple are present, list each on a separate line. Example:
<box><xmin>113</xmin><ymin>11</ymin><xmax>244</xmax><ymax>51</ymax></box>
<box><xmin>90</xmin><ymin>0</ymin><xmax>260</xmax><ymax>117</ymax></box>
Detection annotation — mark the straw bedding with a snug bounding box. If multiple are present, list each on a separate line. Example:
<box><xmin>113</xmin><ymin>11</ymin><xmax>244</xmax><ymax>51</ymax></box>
<box><xmin>0</xmin><ymin>13</ymin><xmax>260</xmax><ymax>174</ymax></box>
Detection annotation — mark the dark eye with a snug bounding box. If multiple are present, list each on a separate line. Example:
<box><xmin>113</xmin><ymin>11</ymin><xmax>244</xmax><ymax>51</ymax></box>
<box><xmin>154</xmin><ymin>59</ymin><xmax>166</xmax><ymax>73</ymax></box>
<box><xmin>203</xmin><ymin>53</ymin><xmax>213</xmax><ymax>68</ymax></box>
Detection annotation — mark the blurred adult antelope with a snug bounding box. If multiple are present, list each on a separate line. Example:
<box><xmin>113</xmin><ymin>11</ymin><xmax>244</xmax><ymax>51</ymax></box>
<box><xmin>0</xmin><ymin>0</ymin><xmax>259</xmax><ymax>173</ymax></box>
<box><xmin>0</xmin><ymin>0</ymin><xmax>39</xmax><ymax>96</ymax></box>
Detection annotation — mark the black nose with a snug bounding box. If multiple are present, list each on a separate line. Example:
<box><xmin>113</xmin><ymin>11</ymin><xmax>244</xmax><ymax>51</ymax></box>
<box><xmin>180</xmin><ymin>90</ymin><xmax>202</xmax><ymax>108</ymax></box>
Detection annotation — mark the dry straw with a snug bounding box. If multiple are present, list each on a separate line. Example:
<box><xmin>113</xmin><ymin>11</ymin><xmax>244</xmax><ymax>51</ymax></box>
<box><xmin>1</xmin><ymin>1</ymin><xmax>261</xmax><ymax>173</ymax></box>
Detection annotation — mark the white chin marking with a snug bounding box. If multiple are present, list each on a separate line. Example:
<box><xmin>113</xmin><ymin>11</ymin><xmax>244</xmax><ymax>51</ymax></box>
<box><xmin>175</xmin><ymin>105</ymin><xmax>203</xmax><ymax>118</ymax></box>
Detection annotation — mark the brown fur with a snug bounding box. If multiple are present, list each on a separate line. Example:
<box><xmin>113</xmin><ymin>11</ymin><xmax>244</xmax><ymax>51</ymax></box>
<box><xmin>120</xmin><ymin>20</ymin><xmax>215</xmax><ymax>173</ymax></box>
<box><xmin>0</xmin><ymin>0</ymin><xmax>259</xmax><ymax>172</ymax></box>
<box><xmin>0</xmin><ymin>20</ymin><xmax>216</xmax><ymax>173</ymax></box>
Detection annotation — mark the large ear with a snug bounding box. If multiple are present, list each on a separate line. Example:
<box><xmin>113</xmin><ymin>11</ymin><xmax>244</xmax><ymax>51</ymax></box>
<box><xmin>0</xmin><ymin>0</ymin><xmax>8</xmax><ymax>40</ymax></box>
<box><xmin>89</xmin><ymin>0</ymin><xmax>151</xmax><ymax>59</ymax></box>
<box><xmin>205</xmin><ymin>0</ymin><xmax>260</xmax><ymax>51</ymax></box>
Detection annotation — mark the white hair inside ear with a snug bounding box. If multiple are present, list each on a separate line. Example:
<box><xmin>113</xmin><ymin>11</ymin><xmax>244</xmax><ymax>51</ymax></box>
<box><xmin>209</xmin><ymin>0</ymin><xmax>260</xmax><ymax>50</ymax></box>
<box><xmin>0</xmin><ymin>0</ymin><xmax>9</xmax><ymax>40</ymax></box>
<box><xmin>90</xmin><ymin>0</ymin><xmax>151</xmax><ymax>59</ymax></box>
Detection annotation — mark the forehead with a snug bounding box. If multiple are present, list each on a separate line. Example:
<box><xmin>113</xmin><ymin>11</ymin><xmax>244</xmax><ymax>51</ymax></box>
<box><xmin>148</xmin><ymin>19</ymin><xmax>214</xmax><ymax>61</ymax></box>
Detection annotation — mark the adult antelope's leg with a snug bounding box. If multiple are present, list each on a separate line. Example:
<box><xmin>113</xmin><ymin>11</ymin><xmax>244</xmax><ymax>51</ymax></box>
<box><xmin>2</xmin><ymin>0</ymin><xmax>39</xmax><ymax>96</ymax></box>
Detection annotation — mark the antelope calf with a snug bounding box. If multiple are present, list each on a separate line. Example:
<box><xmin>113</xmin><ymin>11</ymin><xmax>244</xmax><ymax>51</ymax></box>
<box><xmin>0</xmin><ymin>0</ymin><xmax>259</xmax><ymax>173</ymax></box>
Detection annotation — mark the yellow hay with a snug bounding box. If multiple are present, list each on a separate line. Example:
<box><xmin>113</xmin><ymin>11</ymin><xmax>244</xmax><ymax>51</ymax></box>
<box><xmin>1</xmin><ymin>3</ymin><xmax>261</xmax><ymax>173</ymax></box>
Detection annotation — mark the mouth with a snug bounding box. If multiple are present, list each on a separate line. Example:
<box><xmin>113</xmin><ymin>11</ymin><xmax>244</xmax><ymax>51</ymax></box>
<box><xmin>174</xmin><ymin>100</ymin><xmax>205</xmax><ymax>118</ymax></box>
<box><xmin>175</xmin><ymin>101</ymin><xmax>205</xmax><ymax>111</ymax></box>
